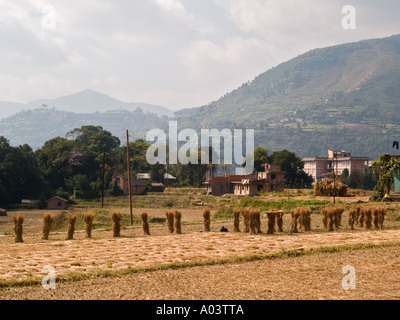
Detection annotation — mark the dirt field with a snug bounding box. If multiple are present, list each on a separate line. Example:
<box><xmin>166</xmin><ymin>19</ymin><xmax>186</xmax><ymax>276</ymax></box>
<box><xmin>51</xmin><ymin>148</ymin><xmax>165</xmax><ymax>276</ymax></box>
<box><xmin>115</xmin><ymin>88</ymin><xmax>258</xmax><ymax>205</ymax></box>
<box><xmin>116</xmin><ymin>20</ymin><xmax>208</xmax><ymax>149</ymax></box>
<box><xmin>1</xmin><ymin>196</ymin><xmax>400</xmax><ymax>300</ymax></box>
<box><xmin>2</xmin><ymin>245</ymin><xmax>400</xmax><ymax>300</ymax></box>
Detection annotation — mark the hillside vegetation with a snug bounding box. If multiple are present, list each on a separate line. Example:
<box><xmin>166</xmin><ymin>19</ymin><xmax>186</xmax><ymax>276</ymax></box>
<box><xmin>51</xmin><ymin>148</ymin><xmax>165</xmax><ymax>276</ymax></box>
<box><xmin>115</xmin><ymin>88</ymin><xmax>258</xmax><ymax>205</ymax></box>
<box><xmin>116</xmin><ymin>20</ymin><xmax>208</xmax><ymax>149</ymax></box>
<box><xmin>0</xmin><ymin>108</ymin><xmax>168</xmax><ymax>150</ymax></box>
<box><xmin>175</xmin><ymin>34</ymin><xmax>400</xmax><ymax>159</ymax></box>
<box><xmin>2</xmin><ymin>35</ymin><xmax>400</xmax><ymax>159</ymax></box>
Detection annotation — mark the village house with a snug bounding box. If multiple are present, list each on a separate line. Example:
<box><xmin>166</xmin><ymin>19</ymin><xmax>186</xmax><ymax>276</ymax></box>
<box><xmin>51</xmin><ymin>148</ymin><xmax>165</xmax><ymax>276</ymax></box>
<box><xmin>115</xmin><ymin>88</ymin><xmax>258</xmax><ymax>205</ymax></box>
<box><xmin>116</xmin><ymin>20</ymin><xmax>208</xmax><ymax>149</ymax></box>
<box><xmin>111</xmin><ymin>173</ymin><xmax>148</xmax><ymax>195</ymax></box>
<box><xmin>21</xmin><ymin>199</ymin><xmax>40</xmax><ymax>209</ymax></box>
<box><xmin>111</xmin><ymin>173</ymin><xmax>130</xmax><ymax>195</ymax></box>
<box><xmin>302</xmin><ymin>150</ymin><xmax>369</xmax><ymax>183</ymax></box>
<box><xmin>205</xmin><ymin>165</ymin><xmax>285</xmax><ymax>196</ymax></box>
<box><xmin>111</xmin><ymin>172</ymin><xmax>176</xmax><ymax>195</ymax></box>
<box><xmin>46</xmin><ymin>196</ymin><xmax>68</xmax><ymax>210</ymax></box>
<box><xmin>164</xmin><ymin>173</ymin><xmax>177</xmax><ymax>186</ymax></box>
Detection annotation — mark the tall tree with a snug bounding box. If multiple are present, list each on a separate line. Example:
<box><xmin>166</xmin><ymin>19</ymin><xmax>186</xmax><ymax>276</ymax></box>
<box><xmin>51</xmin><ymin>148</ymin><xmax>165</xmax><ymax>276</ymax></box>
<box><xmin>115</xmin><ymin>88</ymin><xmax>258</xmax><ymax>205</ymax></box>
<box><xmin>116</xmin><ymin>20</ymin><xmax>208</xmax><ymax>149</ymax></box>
<box><xmin>253</xmin><ymin>147</ymin><xmax>271</xmax><ymax>172</ymax></box>
<box><xmin>270</xmin><ymin>149</ymin><xmax>313</xmax><ymax>188</ymax></box>
<box><xmin>0</xmin><ymin>137</ymin><xmax>44</xmax><ymax>205</ymax></box>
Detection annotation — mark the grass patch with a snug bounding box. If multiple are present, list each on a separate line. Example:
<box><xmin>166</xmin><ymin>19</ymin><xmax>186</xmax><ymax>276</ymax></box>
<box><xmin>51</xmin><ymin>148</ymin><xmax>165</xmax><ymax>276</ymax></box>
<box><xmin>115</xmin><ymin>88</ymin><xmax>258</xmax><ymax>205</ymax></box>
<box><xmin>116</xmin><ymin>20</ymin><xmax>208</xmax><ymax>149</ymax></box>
<box><xmin>52</xmin><ymin>209</ymin><xmax>141</xmax><ymax>232</ymax></box>
<box><xmin>389</xmin><ymin>212</ymin><xmax>400</xmax><ymax>221</ymax></box>
<box><xmin>238</xmin><ymin>198</ymin><xmax>331</xmax><ymax>212</ymax></box>
<box><xmin>213</xmin><ymin>206</ymin><xmax>234</xmax><ymax>220</ymax></box>
<box><xmin>163</xmin><ymin>197</ymin><xmax>176</xmax><ymax>208</ymax></box>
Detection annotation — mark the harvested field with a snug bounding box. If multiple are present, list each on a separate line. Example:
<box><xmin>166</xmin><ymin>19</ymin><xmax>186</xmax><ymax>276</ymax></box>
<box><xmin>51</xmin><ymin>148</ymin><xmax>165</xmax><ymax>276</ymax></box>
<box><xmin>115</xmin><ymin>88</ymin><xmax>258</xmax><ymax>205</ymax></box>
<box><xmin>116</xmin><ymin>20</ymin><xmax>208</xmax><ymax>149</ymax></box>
<box><xmin>1</xmin><ymin>196</ymin><xmax>400</xmax><ymax>300</ymax></box>
<box><xmin>2</xmin><ymin>244</ymin><xmax>400</xmax><ymax>300</ymax></box>
<box><xmin>1</xmin><ymin>227</ymin><xmax>400</xmax><ymax>281</ymax></box>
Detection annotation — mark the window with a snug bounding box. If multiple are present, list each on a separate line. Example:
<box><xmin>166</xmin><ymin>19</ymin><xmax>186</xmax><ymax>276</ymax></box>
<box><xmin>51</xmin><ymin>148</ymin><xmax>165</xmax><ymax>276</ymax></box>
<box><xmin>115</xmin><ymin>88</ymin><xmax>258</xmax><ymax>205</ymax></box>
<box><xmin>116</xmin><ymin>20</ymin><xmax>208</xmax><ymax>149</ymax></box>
<box><xmin>57</xmin><ymin>202</ymin><xmax>62</xmax><ymax>207</ymax></box>
<box><xmin>271</xmin><ymin>174</ymin><xmax>276</xmax><ymax>180</ymax></box>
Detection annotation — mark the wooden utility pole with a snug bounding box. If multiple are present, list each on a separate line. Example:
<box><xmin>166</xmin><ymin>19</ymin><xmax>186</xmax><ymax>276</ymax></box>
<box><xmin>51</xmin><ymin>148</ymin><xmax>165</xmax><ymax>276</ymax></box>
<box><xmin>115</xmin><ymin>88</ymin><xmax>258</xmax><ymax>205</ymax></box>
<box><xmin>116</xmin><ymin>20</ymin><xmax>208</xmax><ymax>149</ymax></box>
<box><xmin>101</xmin><ymin>150</ymin><xmax>106</xmax><ymax>208</ymax></box>
<box><xmin>333</xmin><ymin>154</ymin><xmax>338</xmax><ymax>204</ymax></box>
<box><xmin>126</xmin><ymin>130</ymin><xmax>133</xmax><ymax>225</ymax></box>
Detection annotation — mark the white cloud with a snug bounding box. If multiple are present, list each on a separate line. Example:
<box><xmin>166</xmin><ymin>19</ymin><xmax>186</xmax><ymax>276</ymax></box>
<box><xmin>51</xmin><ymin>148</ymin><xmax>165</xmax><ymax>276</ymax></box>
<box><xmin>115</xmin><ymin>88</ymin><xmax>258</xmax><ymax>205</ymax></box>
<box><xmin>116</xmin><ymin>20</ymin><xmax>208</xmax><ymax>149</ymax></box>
<box><xmin>0</xmin><ymin>0</ymin><xmax>399</xmax><ymax>110</ymax></box>
<box><xmin>179</xmin><ymin>36</ymin><xmax>278</xmax><ymax>106</ymax></box>
<box><xmin>155</xmin><ymin>0</ymin><xmax>187</xmax><ymax>16</ymax></box>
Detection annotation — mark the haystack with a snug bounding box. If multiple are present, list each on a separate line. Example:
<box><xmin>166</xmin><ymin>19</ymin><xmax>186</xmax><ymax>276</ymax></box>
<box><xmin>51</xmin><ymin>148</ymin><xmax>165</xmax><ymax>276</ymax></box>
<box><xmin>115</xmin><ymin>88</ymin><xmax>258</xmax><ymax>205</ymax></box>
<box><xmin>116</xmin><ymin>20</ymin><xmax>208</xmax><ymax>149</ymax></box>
<box><xmin>233</xmin><ymin>209</ymin><xmax>240</xmax><ymax>232</ymax></box>
<box><xmin>174</xmin><ymin>210</ymin><xmax>182</xmax><ymax>234</ymax></box>
<box><xmin>141</xmin><ymin>212</ymin><xmax>151</xmax><ymax>235</ymax></box>
<box><xmin>84</xmin><ymin>212</ymin><xmax>95</xmax><ymax>238</ymax></box>
<box><xmin>111</xmin><ymin>211</ymin><xmax>121</xmax><ymax>237</ymax></box>
<box><xmin>13</xmin><ymin>215</ymin><xmax>24</xmax><ymax>243</ymax></box>
<box><xmin>314</xmin><ymin>179</ymin><xmax>347</xmax><ymax>197</ymax></box>
<box><xmin>203</xmin><ymin>208</ymin><xmax>211</xmax><ymax>232</ymax></box>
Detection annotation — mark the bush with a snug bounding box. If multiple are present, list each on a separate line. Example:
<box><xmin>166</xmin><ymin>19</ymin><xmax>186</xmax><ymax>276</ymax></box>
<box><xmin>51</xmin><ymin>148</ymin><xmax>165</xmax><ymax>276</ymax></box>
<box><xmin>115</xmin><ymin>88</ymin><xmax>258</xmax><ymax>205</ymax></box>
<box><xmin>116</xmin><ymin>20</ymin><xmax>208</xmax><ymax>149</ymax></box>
<box><xmin>163</xmin><ymin>197</ymin><xmax>175</xmax><ymax>208</ymax></box>
<box><xmin>213</xmin><ymin>206</ymin><xmax>234</xmax><ymax>220</ymax></box>
<box><xmin>110</xmin><ymin>180</ymin><xmax>124</xmax><ymax>197</ymax></box>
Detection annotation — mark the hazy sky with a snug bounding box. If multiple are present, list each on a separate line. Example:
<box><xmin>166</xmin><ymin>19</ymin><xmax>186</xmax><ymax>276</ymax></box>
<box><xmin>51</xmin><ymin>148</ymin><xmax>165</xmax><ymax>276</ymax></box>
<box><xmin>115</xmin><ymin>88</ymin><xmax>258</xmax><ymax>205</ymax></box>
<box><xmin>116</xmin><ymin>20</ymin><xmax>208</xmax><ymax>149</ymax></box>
<box><xmin>0</xmin><ymin>0</ymin><xmax>399</xmax><ymax>110</ymax></box>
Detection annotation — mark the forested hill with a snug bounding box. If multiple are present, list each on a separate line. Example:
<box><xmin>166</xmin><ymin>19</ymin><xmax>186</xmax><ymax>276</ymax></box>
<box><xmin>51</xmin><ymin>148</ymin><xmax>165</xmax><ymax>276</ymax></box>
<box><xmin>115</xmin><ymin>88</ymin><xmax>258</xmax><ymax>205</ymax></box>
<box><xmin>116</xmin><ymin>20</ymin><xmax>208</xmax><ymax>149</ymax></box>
<box><xmin>174</xmin><ymin>34</ymin><xmax>400</xmax><ymax>160</ymax></box>
<box><xmin>0</xmin><ymin>108</ymin><xmax>169</xmax><ymax>150</ymax></box>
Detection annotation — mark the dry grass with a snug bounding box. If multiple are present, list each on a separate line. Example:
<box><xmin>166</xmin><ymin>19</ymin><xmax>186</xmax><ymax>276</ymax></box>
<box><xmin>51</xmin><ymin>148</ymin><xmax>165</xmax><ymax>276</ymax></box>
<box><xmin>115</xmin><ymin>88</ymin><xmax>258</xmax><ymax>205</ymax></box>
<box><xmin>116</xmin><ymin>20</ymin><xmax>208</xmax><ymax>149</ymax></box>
<box><xmin>13</xmin><ymin>215</ymin><xmax>24</xmax><ymax>243</ymax></box>
<box><xmin>84</xmin><ymin>212</ymin><xmax>94</xmax><ymax>238</ymax></box>
<box><xmin>66</xmin><ymin>214</ymin><xmax>77</xmax><ymax>240</ymax></box>
<box><xmin>166</xmin><ymin>211</ymin><xmax>175</xmax><ymax>233</ymax></box>
<box><xmin>141</xmin><ymin>212</ymin><xmax>150</xmax><ymax>236</ymax></box>
<box><xmin>1</xmin><ymin>244</ymin><xmax>400</xmax><ymax>300</ymax></box>
<box><xmin>314</xmin><ymin>179</ymin><xmax>347</xmax><ymax>197</ymax></box>
<box><xmin>174</xmin><ymin>211</ymin><xmax>182</xmax><ymax>235</ymax></box>
<box><xmin>203</xmin><ymin>208</ymin><xmax>211</xmax><ymax>232</ymax></box>
<box><xmin>241</xmin><ymin>209</ymin><xmax>250</xmax><ymax>233</ymax></box>
<box><xmin>233</xmin><ymin>209</ymin><xmax>240</xmax><ymax>232</ymax></box>
<box><xmin>1</xmin><ymin>199</ymin><xmax>400</xmax><ymax>300</ymax></box>
<box><xmin>111</xmin><ymin>212</ymin><xmax>121</xmax><ymax>237</ymax></box>
<box><xmin>42</xmin><ymin>213</ymin><xmax>54</xmax><ymax>240</ymax></box>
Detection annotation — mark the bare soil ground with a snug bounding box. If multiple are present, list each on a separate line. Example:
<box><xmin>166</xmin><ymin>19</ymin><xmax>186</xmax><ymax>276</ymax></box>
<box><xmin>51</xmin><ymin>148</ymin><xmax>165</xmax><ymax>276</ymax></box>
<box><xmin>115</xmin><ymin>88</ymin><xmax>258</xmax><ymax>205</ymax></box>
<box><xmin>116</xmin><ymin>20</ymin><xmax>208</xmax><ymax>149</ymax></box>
<box><xmin>1</xmin><ymin>194</ymin><xmax>400</xmax><ymax>300</ymax></box>
<box><xmin>2</xmin><ymin>245</ymin><xmax>400</xmax><ymax>300</ymax></box>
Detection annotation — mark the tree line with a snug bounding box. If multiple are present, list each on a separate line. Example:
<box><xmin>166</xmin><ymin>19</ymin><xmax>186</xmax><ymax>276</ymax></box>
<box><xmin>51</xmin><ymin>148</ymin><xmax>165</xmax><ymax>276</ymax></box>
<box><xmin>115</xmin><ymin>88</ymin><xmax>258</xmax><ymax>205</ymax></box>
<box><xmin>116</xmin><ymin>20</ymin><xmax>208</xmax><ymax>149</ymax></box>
<box><xmin>0</xmin><ymin>125</ymin><xmax>211</xmax><ymax>207</ymax></box>
<box><xmin>1</xmin><ymin>125</ymin><xmax>376</xmax><ymax>207</ymax></box>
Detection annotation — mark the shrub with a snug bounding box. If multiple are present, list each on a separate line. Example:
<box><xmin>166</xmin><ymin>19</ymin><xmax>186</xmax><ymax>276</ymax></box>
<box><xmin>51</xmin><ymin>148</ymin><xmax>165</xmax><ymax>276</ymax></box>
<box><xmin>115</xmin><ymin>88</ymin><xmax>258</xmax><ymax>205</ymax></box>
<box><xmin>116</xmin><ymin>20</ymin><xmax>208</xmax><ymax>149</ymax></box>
<box><xmin>213</xmin><ymin>206</ymin><xmax>234</xmax><ymax>220</ymax></box>
<box><xmin>163</xmin><ymin>197</ymin><xmax>175</xmax><ymax>208</ymax></box>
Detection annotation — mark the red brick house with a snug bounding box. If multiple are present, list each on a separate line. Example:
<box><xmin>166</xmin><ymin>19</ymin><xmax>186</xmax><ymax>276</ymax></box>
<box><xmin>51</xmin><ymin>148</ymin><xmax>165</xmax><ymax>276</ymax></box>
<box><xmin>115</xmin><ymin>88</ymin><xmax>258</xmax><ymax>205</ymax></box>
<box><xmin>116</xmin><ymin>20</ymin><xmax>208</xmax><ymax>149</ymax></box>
<box><xmin>46</xmin><ymin>196</ymin><xmax>68</xmax><ymax>210</ymax></box>
<box><xmin>111</xmin><ymin>174</ymin><xmax>148</xmax><ymax>195</ymax></box>
<box><xmin>205</xmin><ymin>165</ymin><xmax>285</xmax><ymax>196</ymax></box>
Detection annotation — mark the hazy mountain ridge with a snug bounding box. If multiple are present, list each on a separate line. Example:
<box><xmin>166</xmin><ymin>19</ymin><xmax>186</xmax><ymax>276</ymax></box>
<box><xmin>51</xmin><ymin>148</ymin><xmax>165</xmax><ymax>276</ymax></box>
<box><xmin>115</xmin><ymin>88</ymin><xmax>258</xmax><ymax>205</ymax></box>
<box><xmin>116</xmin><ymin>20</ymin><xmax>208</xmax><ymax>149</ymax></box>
<box><xmin>0</xmin><ymin>107</ymin><xmax>169</xmax><ymax>149</ymax></box>
<box><xmin>0</xmin><ymin>89</ymin><xmax>174</xmax><ymax>120</ymax></box>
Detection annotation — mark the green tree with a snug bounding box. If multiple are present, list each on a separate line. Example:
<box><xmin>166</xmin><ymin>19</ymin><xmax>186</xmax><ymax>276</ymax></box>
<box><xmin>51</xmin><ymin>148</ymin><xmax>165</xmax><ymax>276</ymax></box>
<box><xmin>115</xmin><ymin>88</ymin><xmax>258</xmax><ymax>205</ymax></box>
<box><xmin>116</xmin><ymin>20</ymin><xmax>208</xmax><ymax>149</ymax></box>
<box><xmin>169</xmin><ymin>149</ymin><xmax>208</xmax><ymax>187</ymax></box>
<box><xmin>253</xmin><ymin>147</ymin><xmax>271</xmax><ymax>172</ymax></box>
<box><xmin>70</xmin><ymin>126</ymin><xmax>120</xmax><ymax>154</ymax></box>
<box><xmin>35</xmin><ymin>137</ymin><xmax>77</xmax><ymax>192</ymax></box>
<box><xmin>270</xmin><ymin>149</ymin><xmax>313</xmax><ymax>188</ymax></box>
<box><xmin>129</xmin><ymin>139</ymin><xmax>152</xmax><ymax>174</ymax></box>
<box><xmin>0</xmin><ymin>137</ymin><xmax>45</xmax><ymax>205</ymax></box>
<box><xmin>36</xmin><ymin>126</ymin><xmax>121</xmax><ymax>199</ymax></box>
<box><xmin>372</xmin><ymin>154</ymin><xmax>400</xmax><ymax>199</ymax></box>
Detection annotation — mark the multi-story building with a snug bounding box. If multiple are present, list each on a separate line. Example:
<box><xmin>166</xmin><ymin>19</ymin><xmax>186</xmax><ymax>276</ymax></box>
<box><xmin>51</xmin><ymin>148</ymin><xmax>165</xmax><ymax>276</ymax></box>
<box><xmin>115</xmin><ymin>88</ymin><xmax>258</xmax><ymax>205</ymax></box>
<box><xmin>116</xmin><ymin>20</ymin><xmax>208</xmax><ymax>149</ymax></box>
<box><xmin>205</xmin><ymin>165</ymin><xmax>285</xmax><ymax>196</ymax></box>
<box><xmin>303</xmin><ymin>150</ymin><xmax>369</xmax><ymax>183</ymax></box>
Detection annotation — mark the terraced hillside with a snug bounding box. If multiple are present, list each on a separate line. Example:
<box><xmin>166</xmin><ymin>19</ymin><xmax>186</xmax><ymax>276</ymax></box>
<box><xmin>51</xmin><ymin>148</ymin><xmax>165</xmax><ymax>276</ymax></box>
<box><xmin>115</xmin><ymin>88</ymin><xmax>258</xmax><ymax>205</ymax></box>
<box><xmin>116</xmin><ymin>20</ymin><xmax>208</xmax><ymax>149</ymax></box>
<box><xmin>175</xmin><ymin>34</ymin><xmax>400</xmax><ymax>158</ymax></box>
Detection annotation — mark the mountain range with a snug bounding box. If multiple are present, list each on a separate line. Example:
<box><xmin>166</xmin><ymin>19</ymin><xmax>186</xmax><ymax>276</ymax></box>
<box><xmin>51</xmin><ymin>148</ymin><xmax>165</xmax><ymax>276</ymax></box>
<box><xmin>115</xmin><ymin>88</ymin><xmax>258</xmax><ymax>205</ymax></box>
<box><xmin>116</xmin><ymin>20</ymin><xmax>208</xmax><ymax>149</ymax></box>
<box><xmin>175</xmin><ymin>34</ymin><xmax>400</xmax><ymax>159</ymax></box>
<box><xmin>0</xmin><ymin>89</ymin><xmax>174</xmax><ymax>120</ymax></box>
<box><xmin>2</xmin><ymin>34</ymin><xmax>400</xmax><ymax>159</ymax></box>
